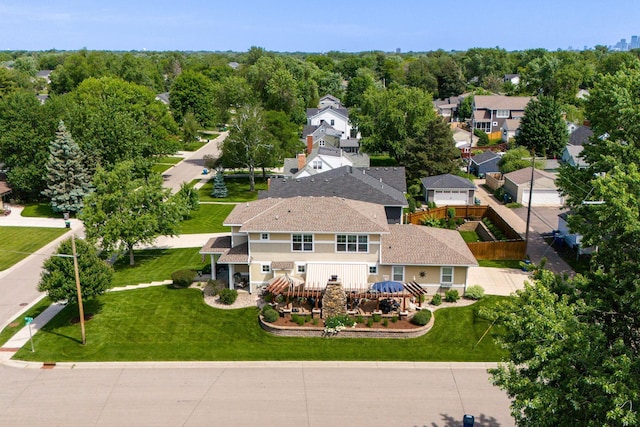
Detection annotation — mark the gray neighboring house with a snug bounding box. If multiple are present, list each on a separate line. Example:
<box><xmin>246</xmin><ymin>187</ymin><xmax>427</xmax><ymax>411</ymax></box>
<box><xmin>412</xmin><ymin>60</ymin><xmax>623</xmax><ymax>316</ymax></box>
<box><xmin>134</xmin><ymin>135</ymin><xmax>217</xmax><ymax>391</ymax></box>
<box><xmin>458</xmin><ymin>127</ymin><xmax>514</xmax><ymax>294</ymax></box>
<box><xmin>561</xmin><ymin>145</ymin><xmax>587</xmax><ymax>168</ymax></box>
<box><xmin>469</xmin><ymin>151</ymin><xmax>501</xmax><ymax>177</ymax></box>
<box><xmin>503</xmin><ymin>167</ymin><xmax>563</xmax><ymax>206</ymax></box>
<box><xmin>155</xmin><ymin>92</ymin><xmax>170</xmax><ymax>105</ymax></box>
<box><xmin>569</xmin><ymin>126</ymin><xmax>593</xmax><ymax>146</ymax></box>
<box><xmin>420</xmin><ymin>174</ymin><xmax>476</xmax><ymax>206</ymax></box>
<box><xmin>259</xmin><ymin>166</ymin><xmax>407</xmax><ymax>224</ymax></box>
<box><xmin>473</xmin><ymin>95</ymin><xmax>531</xmax><ymax>135</ymax></box>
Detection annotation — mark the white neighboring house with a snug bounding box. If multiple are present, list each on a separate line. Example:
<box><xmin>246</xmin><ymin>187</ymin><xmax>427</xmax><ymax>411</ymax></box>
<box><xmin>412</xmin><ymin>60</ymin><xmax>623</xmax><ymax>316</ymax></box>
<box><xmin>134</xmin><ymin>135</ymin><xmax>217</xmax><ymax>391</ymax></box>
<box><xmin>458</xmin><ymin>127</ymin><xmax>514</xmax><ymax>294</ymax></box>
<box><xmin>306</xmin><ymin>106</ymin><xmax>360</xmax><ymax>139</ymax></box>
<box><xmin>558</xmin><ymin>212</ymin><xmax>595</xmax><ymax>255</ymax></box>
<box><xmin>503</xmin><ymin>167</ymin><xmax>564</xmax><ymax>206</ymax></box>
<box><xmin>295</xmin><ymin>147</ymin><xmax>355</xmax><ymax>178</ymax></box>
<box><xmin>318</xmin><ymin>94</ymin><xmax>344</xmax><ymax>109</ymax></box>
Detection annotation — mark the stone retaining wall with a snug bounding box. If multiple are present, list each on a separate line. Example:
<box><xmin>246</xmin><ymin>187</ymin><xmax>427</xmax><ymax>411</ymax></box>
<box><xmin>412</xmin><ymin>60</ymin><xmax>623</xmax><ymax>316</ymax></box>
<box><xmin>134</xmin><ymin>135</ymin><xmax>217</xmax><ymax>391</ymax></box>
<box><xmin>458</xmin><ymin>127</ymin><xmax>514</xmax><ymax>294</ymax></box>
<box><xmin>259</xmin><ymin>312</ymin><xmax>434</xmax><ymax>339</ymax></box>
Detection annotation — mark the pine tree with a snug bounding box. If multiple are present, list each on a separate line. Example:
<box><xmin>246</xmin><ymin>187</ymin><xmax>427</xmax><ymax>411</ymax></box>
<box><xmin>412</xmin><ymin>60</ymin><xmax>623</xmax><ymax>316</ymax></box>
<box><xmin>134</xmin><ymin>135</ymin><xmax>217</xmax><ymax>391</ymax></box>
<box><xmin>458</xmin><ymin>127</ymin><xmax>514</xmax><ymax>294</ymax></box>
<box><xmin>211</xmin><ymin>169</ymin><xmax>228</xmax><ymax>198</ymax></box>
<box><xmin>43</xmin><ymin>121</ymin><xmax>91</xmax><ymax>214</ymax></box>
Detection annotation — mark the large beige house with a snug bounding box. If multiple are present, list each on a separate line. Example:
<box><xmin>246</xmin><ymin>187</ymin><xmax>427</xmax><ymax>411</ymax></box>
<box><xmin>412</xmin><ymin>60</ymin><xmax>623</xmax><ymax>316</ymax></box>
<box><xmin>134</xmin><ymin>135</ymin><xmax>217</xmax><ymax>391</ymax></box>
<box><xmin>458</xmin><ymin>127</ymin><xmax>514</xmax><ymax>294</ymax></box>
<box><xmin>200</xmin><ymin>197</ymin><xmax>477</xmax><ymax>295</ymax></box>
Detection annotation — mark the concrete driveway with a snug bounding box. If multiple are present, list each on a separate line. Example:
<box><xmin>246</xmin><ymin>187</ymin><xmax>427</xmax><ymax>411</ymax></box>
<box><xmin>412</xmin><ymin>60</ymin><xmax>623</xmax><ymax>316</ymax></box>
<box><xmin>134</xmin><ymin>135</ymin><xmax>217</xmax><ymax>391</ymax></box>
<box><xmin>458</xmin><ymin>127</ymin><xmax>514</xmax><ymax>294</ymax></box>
<box><xmin>511</xmin><ymin>205</ymin><xmax>568</xmax><ymax>234</ymax></box>
<box><xmin>467</xmin><ymin>267</ymin><xmax>530</xmax><ymax>296</ymax></box>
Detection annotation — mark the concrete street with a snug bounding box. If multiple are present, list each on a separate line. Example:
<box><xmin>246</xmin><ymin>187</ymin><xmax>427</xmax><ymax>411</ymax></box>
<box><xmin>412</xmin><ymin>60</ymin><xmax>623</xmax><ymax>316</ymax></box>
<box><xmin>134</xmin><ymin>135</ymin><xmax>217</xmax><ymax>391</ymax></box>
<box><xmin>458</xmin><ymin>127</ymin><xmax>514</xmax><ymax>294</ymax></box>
<box><xmin>0</xmin><ymin>362</ymin><xmax>514</xmax><ymax>427</ymax></box>
<box><xmin>162</xmin><ymin>132</ymin><xmax>227</xmax><ymax>193</ymax></box>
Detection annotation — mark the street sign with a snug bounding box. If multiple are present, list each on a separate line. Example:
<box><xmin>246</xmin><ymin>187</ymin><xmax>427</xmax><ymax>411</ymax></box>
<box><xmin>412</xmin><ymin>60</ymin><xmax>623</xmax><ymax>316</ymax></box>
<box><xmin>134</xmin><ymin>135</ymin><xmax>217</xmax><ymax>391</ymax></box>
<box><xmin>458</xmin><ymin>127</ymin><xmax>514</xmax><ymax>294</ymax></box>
<box><xmin>24</xmin><ymin>316</ymin><xmax>34</xmax><ymax>324</ymax></box>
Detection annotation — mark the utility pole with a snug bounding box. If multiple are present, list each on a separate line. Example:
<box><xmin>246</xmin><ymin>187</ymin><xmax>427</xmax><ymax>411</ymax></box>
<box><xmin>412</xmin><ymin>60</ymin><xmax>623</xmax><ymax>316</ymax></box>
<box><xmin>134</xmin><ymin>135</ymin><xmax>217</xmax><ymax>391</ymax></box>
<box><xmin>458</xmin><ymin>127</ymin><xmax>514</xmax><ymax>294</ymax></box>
<box><xmin>523</xmin><ymin>151</ymin><xmax>536</xmax><ymax>258</ymax></box>
<box><xmin>71</xmin><ymin>234</ymin><xmax>86</xmax><ymax>345</ymax></box>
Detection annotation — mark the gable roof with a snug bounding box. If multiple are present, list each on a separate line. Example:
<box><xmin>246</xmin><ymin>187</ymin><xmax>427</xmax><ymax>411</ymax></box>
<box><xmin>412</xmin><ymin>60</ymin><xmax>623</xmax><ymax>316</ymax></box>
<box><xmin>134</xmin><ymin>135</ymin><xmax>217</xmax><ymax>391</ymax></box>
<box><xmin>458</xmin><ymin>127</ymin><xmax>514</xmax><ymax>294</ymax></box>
<box><xmin>420</xmin><ymin>174</ymin><xmax>476</xmax><ymax>190</ymax></box>
<box><xmin>470</xmin><ymin>151</ymin><xmax>500</xmax><ymax>165</ymax></box>
<box><xmin>569</xmin><ymin>126</ymin><xmax>593</xmax><ymax>146</ymax></box>
<box><xmin>381</xmin><ymin>224</ymin><xmax>477</xmax><ymax>266</ymax></box>
<box><xmin>503</xmin><ymin>167</ymin><xmax>556</xmax><ymax>185</ymax></box>
<box><xmin>474</xmin><ymin>95</ymin><xmax>531</xmax><ymax>111</ymax></box>
<box><xmin>306</xmin><ymin>105</ymin><xmax>349</xmax><ymax>120</ymax></box>
<box><xmin>226</xmin><ymin>197</ymin><xmax>389</xmax><ymax>234</ymax></box>
<box><xmin>502</xmin><ymin>118</ymin><xmax>521</xmax><ymax>130</ymax></box>
<box><xmin>260</xmin><ymin>166</ymin><xmax>407</xmax><ymax>207</ymax></box>
<box><xmin>564</xmin><ymin>145</ymin><xmax>587</xmax><ymax>167</ymax></box>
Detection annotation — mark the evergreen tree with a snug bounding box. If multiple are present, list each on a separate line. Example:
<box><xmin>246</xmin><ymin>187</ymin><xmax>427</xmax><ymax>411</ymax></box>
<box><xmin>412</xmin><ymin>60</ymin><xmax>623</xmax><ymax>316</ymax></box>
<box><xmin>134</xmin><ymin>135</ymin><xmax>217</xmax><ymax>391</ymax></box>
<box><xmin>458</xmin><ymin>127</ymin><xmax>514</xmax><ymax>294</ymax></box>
<box><xmin>43</xmin><ymin>121</ymin><xmax>91</xmax><ymax>214</ymax></box>
<box><xmin>515</xmin><ymin>95</ymin><xmax>568</xmax><ymax>157</ymax></box>
<box><xmin>211</xmin><ymin>169</ymin><xmax>228</xmax><ymax>198</ymax></box>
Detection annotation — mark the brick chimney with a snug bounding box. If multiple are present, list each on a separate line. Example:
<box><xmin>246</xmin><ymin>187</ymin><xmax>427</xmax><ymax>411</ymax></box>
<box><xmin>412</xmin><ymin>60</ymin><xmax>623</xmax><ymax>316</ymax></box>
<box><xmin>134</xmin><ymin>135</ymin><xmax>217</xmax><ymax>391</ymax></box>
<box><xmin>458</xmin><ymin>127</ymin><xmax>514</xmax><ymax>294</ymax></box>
<box><xmin>297</xmin><ymin>153</ymin><xmax>306</xmax><ymax>171</ymax></box>
<box><xmin>306</xmin><ymin>135</ymin><xmax>313</xmax><ymax>155</ymax></box>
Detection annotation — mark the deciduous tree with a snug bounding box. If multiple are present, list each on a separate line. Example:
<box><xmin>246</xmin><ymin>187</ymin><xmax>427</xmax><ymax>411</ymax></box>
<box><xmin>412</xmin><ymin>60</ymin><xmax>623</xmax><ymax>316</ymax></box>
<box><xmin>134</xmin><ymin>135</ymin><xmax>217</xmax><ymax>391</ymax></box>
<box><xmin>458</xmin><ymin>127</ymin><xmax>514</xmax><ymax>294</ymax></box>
<box><xmin>38</xmin><ymin>238</ymin><xmax>113</xmax><ymax>303</ymax></box>
<box><xmin>81</xmin><ymin>161</ymin><xmax>183</xmax><ymax>265</ymax></box>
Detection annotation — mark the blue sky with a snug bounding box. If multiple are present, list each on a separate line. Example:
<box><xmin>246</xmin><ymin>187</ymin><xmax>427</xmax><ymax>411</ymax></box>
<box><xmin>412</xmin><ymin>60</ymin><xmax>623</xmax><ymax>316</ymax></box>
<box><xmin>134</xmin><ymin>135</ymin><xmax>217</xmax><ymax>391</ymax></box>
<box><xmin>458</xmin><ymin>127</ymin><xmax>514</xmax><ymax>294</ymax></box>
<box><xmin>1</xmin><ymin>0</ymin><xmax>638</xmax><ymax>52</ymax></box>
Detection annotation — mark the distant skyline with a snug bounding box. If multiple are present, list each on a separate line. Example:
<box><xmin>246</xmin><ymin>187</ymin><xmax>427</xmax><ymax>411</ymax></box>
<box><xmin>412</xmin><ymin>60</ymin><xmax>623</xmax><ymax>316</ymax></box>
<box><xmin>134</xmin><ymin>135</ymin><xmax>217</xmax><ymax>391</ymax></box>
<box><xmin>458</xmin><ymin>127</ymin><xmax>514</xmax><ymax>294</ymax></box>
<box><xmin>1</xmin><ymin>1</ymin><xmax>638</xmax><ymax>53</ymax></box>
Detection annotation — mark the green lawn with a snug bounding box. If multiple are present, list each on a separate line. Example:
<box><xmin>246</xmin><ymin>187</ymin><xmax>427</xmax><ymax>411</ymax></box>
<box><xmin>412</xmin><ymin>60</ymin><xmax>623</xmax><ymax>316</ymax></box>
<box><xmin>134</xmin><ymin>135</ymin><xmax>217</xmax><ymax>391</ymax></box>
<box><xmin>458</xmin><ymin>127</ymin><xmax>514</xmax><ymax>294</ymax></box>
<box><xmin>198</xmin><ymin>176</ymin><xmax>268</xmax><ymax>202</ymax></box>
<box><xmin>13</xmin><ymin>286</ymin><xmax>509</xmax><ymax>362</ymax></box>
<box><xmin>0</xmin><ymin>226</ymin><xmax>68</xmax><ymax>271</ymax></box>
<box><xmin>0</xmin><ymin>297</ymin><xmax>52</xmax><ymax>347</ymax></box>
<box><xmin>155</xmin><ymin>156</ymin><xmax>183</xmax><ymax>165</ymax></box>
<box><xmin>111</xmin><ymin>248</ymin><xmax>209</xmax><ymax>288</ymax></box>
<box><xmin>151</xmin><ymin>163</ymin><xmax>174</xmax><ymax>174</ymax></box>
<box><xmin>179</xmin><ymin>204</ymin><xmax>234</xmax><ymax>234</ymax></box>
<box><xmin>478</xmin><ymin>259</ymin><xmax>523</xmax><ymax>269</ymax></box>
<box><xmin>20</xmin><ymin>203</ymin><xmax>64</xmax><ymax>218</ymax></box>
<box><xmin>183</xmin><ymin>141</ymin><xmax>206</xmax><ymax>151</ymax></box>
<box><xmin>459</xmin><ymin>230</ymin><xmax>481</xmax><ymax>242</ymax></box>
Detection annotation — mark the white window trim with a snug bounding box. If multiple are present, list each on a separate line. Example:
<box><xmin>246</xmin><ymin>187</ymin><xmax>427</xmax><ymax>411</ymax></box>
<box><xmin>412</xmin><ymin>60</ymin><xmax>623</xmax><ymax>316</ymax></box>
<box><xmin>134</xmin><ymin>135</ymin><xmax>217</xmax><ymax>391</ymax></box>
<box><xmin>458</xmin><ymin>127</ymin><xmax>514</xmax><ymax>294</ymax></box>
<box><xmin>260</xmin><ymin>233</ymin><xmax>269</xmax><ymax>240</ymax></box>
<box><xmin>261</xmin><ymin>263</ymin><xmax>271</xmax><ymax>273</ymax></box>
<box><xmin>441</xmin><ymin>266</ymin><xmax>453</xmax><ymax>286</ymax></box>
<box><xmin>292</xmin><ymin>233</ymin><xmax>314</xmax><ymax>252</ymax></box>
<box><xmin>296</xmin><ymin>264</ymin><xmax>306</xmax><ymax>273</ymax></box>
<box><xmin>496</xmin><ymin>109</ymin><xmax>509</xmax><ymax>118</ymax></box>
<box><xmin>368</xmin><ymin>264</ymin><xmax>378</xmax><ymax>275</ymax></box>
<box><xmin>336</xmin><ymin>234</ymin><xmax>369</xmax><ymax>253</ymax></box>
<box><xmin>392</xmin><ymin>266</ymin><xmax>404</xmax><ymax>282</ymax></box>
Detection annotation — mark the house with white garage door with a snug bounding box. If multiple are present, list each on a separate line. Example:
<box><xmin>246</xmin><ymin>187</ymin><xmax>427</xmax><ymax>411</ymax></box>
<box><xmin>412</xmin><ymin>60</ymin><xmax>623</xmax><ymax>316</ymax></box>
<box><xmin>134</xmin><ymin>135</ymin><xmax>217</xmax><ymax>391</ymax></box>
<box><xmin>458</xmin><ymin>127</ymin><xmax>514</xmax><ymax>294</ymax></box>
<box><xmin>503</xmin><ymin>167</ymin><xmax>563</xmax><ymax>206</ymax></box>
<box><xmin>420</xmin><ymin>174</ymin><xmax>477</xmax><ymax>206</ymax></box>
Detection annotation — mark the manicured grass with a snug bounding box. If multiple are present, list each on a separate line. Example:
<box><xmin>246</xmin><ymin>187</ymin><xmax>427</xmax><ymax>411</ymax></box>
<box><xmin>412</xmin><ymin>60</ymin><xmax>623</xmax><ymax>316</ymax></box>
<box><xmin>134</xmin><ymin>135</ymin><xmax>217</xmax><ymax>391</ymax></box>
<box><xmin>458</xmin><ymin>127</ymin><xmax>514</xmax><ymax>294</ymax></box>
<box><xmin>198</xmin><ymin>132</ymin><xmax>219</xmax><ymax>140</ymax></box>
<box><xmin>151</xmin><ymin>163</ymin><xmax>173</xmax><ymax>174</ymax></box>
<box><xmin>198</xmin><ymin>176</ymin><xmax>268</xmax><ymax>202</ymax></box>
<box><xmin>459</xmin><ymin>230</ymin><xmax>481</xmax><ymax>242</ymax></box>
<box><xmin>155</xmin><ymin>156</ymin><xmax>183</xmax><ymax>165</ymax></box>
<box><xmin>183</xmin><ymin>140</ymin><xmax>206</xmax><ymax>151</ymax></box>
<box><xmin>20</xmin><ymin>203</ymin><xmax>64</xmax><ymax>218</ymax></box>
<box><xmin>179</xmin><ymin>204</ymin><xmax>233</xmax><ymax>234</ymax></box>
<box><xmin>478</xmin><ymin>259</ymin><xmax>523</xmax><ymax>269</ymax></box>
<box><xmin>0</xmin><ymin>226</ymin><xmax>68</xmax><ymax>271</ymax></box>
<box><xmin>110</xmin><ymin>248</ymin><xmax>209</xmax><ymax>288</ymax></box>
<box><xmin>13</xmin><ymin>287</ymin><xmax>509</xmax><ymax>362</ymax></box>
<box><xmin>0</xmin><ymin>297</ymin><xmax>52</xmax><ymax>347</ymax></box>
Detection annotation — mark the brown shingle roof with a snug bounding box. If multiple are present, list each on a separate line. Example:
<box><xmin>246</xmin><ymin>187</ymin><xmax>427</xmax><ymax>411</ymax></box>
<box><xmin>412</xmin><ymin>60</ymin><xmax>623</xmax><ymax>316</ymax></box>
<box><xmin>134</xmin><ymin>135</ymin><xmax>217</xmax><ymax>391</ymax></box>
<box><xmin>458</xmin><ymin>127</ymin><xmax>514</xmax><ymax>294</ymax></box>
<box><xmin>381</xmin><ymin>224</ymin><xmax>477</xmax><ymax>266</ymax></box>
<box><xmin>228</xmin><ymin>197</ymin><xmax>389</xmax><ymax>234</ymax></box>
<box><xmin>200</xmin><ymin>236</ymin><xmax>231</xmax><ymax>255</ymax></box>
<box><xmin>0</xmin><ymin>181</ymin><xmax>11</xmax><ymax>195</ymax></box>
<box><xmin>218</xmin><ymin>242</ymin><xmax>249</xmax><ymax>264</ymax></box>
<box><xmin>474</xmin><ymin>95</ymin><xmax>531</xmax><ymax>111</ymax></box>
<box><xmin>503</xmin><ymin>167</ymin><xmax>556</xmax><ymax>185</ymax></box>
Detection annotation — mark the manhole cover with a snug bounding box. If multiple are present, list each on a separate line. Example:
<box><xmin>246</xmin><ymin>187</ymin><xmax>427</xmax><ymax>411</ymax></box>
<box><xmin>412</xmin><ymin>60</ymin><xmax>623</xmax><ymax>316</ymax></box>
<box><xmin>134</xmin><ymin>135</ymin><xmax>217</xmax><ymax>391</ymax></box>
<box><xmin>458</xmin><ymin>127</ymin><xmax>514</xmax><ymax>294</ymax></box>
<box><xmin>19</xmin><ymin>303</ymin><xmax>28</xmax><ymax>306</ymax></box>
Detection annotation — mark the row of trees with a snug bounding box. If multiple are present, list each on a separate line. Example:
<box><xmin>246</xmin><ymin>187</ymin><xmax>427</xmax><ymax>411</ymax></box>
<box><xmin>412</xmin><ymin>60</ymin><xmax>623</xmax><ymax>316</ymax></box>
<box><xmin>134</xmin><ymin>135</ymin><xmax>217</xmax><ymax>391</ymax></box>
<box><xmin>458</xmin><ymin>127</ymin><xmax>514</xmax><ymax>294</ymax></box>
<box><xmin>488</xmin><ymin>67</ymin><xmax>640</xmax><ymax>426</ymax></box>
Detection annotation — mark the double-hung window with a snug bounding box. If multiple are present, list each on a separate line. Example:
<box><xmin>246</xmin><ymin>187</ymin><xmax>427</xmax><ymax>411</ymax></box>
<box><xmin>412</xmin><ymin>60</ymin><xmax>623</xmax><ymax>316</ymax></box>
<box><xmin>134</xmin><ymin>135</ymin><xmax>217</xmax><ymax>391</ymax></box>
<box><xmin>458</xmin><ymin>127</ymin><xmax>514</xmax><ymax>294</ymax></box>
<box><xmin>392</xmin><ymin>266</ymin><xmax>404</xmax><ymax>282</ymax></box>
<box><xmin>496</xmin><ymin>109</ymin><xmax>509</xmax><ymax>118</ymax></box>
<box><xmin>441</xmin><ymin>266</ymin><xmax>453</xmax><ymax>286</ymax></box>
<box><xmin>292</xmin><ymin>234</ymin><xmax>313</xmax><ymax>252</ymax></box>
<box><xmin>336</xmin><ymin>234</ymin><xmax>368</xmax><ymax>252</ymax></box>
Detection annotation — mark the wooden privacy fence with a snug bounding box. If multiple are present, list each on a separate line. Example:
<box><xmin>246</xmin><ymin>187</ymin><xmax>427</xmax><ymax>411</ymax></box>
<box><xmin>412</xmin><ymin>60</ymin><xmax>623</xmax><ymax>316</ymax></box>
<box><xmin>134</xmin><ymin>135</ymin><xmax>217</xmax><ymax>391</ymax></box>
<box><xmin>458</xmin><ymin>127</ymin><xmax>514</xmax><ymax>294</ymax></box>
<box><xmin>467</xmin><ymin>241</ymin><xmax>526</xmax><ymax>260</ymax></box>
<box><xmin>405</xmin><ymin>205</ymin><xmax>525</xmax><ymax>260</ymax></box>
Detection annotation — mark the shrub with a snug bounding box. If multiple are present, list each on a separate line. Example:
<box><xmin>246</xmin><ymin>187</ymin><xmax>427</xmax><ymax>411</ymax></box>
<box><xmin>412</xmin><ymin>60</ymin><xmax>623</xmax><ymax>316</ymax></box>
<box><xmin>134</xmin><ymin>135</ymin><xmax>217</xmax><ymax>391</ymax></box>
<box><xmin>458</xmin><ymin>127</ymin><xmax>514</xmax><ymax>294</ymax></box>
<box><xmin>291</xmin><ymin>313</ymin><xmax>305</xmax><ymax>326</ymax></box>
<box><xmin>445</xmin><ymin>289</ymin><xmax>460</xmax><ymax>302</ymax></box>
<box><xmin>372</xmin><ymin>313</ymin><xmax>382</xmax><ymax>323</ymax></box>
<box><xmin>465</xmin><ymin>285</ymin><xmax>485</xmax><ymax>300</ymax></box>
<box><xmin>447</xmin><ymin>207</ymin><xmax>456</xmax><ymax>219</ymax></box>
<box><xmin>312</xmin><ymin>318</ymin><xmax>319</xmax><ymax>326</ymax></box>
<box><xmin>263</xmin><ymin>293</ymin><xmax>274</xmax><ymax>303</ymax></box>
<box><xmin>218</xmin><ymin>288</ymin><xmax>238</xmax><ymax>305</ymax></box>
<box><xmin>391</xmin><ymin>316</ymin><xmax>398</xmax><ymax>323</ymax></box>
<box><xmin>203</xmin><ymin>279</ymin><xmax>224</xmax><ymax>297</ymax></box>
<box><xmin>324</xmin><ymin>314</ymin><xmax>356</xmax><ymax>334</ymax></box>
<box><xmin>506</xmin><ymin>202</ymin><xmax>522</xmax><ymax>209</ymax></box>
<box><xmin>355</xmin><ymin>315</ymin><xmax>365</xmax><ymax>324</ymax></box>
<box><xmin>262</xmin><ymin>306</ymin><xmax>279</xmax><ymax>323</ymax></box>
<box><xmin>171</xmin><ymin>269</ymin><xmax>197</xmax><ymax>288</ymax></box>
<box><xmin>366</xmin><ymin>318</ymin><xmax>374</xmax><ymax>328</ymax></box>
<box><xmin>304</xmin><ymin>315</ymin><xmax>311</xmax><ymax>323</ymax></box>
<box><xmin>431</xmin><ymin>293</ymin><xmax>442</xmax><ymax>306</ymax></box>
<box><xmin>411</xmin><ymin>309</ymin><xmax>432</xmax><ymax>326</ymax></box>
<box><xmin>382</xmin><ymin>319</ymin><xmax>389</xmax><ymax>327</ymax></box>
